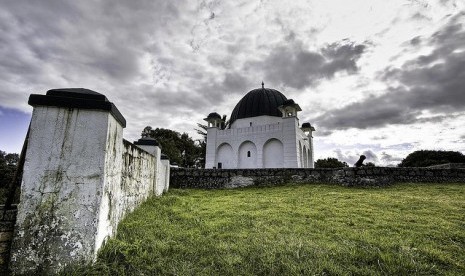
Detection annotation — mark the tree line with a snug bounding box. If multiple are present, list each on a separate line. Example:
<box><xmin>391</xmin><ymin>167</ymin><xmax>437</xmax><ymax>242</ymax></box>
<box><xmin>314</xmin><ymin>150</ymin><xmax>465</xmax><ymax>168</ymax></box>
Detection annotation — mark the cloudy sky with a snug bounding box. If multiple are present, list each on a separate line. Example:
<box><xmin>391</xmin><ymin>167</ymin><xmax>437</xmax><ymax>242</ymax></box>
<box><xmin>1</xmin><ymin>0</ymin><xmax>464</xmax><ymax>166</ymax></box>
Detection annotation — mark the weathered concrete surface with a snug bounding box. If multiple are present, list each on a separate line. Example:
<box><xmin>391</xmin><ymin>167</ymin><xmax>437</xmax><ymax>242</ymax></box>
<box><xmin>135</xmin><ymin>143</ymin><xmax>161</xmax><ymax>194</ymax></box>
<box><xmin>158</xmin><ymin>159</ymin><xmax>170</xmax><ymax>195</ymax></box>
<box><xmin>171</xmin><ymin>167</ymin><xmax>465</xmax><ymax>189</ymax></box>
<box><xmin>11</xmin><ymin>107</ymin><xmax>117</xmax><ymax>275</ymax></box>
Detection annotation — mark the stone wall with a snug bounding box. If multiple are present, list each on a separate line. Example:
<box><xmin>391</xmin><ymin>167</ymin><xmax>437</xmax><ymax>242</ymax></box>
<box><xmin>0</xmin><ymin>205</ymin><xmax>17</xmax><ymax>274</ymax></box>
<box><xmin>427</xmin><ymin>163</ymin><xmax>465</xmax><ymax>169</ymax></box>
<box><xmin>170</xmin><ymin>167</ymin><xmax>465</xmax><ymax>189</ymax></box>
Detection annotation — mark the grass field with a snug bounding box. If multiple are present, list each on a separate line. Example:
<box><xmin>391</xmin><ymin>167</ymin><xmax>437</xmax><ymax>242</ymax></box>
<box><xmin>63</xmin><ymin>183</ymin><xmax>465</xmax><ymax>275</ymax></box>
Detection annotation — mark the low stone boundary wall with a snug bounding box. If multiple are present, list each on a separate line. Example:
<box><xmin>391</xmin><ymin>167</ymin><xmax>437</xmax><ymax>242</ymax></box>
<box><xmin>170</xmin><ymin>167</ymin><xmax>465</xmax><ymax>189</ymax></box>
<box><xmin>428</xmin><ymin>163</ymin><xmax>465</xmax><ymax>169</ymax></box>
<box><xmin>0</xmin><ymin>205</ymin><xmax>17</xmax><ymax>274</ymax></box>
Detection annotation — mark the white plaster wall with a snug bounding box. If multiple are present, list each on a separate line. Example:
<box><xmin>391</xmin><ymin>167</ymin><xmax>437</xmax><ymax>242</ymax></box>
<box><xmin>205</xmin><ymin>127</ymin><xmax>218</xmax><ymax>168</ymax></box>
<box><xmin>303</xmin><ymin>145</ymin><xmax>308</xmax><ymax>168</ymax></box>
<box><xmin>135</xmin><ymin>145</ymin><xmax>161</xmax><ymax>193</ymax></box>
<box><xmin>308</xmin><ymin>130</ymin><xmax>315</xmax><ymax>168</ymax></box>
<box><xmin>216</xmin><ymin>143</ymin><xmax>234</xmax><ymax>169</ymax></box>
<box><xmin>161</xmin><ymin>159</ymin><xmax>170</xmax><ymax>193</ymax></box>
<box><xmin>96</xmin><ymin>138</ymin><xmax>160</xmax><ymax>253</ymax></box>
<box><xmin>95</xmin><ymin>117</ymin><xmax>124</xmax><ymax>253</ymax></box>
<box><xmin>263</xmin><ymin>139</ymin><xmax>284</xmax><ymax>168</ymax></box>
<box><xmin>205</xmin><ymin>120</ymin><xmax>284</xmax><ymax>169</ymax></box>
<box><xmin>296</xmin><ymin>127</ymin><xmax>313</xmax><ymax>168</ymax></box>
<box><xmin>204</xmin><ymin>114</ymin><xmax>315</xmax><ymax>169</ymax></box>
<box><xmin>238</xmin><ymin>141</ymin><xmax>257</xmax><ymax>168</ymax></box>
<box><xmin>231</xmin><ymin>115</ymin><xmax>282</xmax><ymax>129</ymax></box>
<box><xmin>11</xmin><ymin>107</ymin><xmax>112</xmax><ymax>274</ymax></box>
<box><xmin>282</xmin><ymin>117</ymin><xmax>299</xmax><ymax>168</ymax></box>
<box><xmin>157</xmin><ymin>159</ymin><xmax>170</xmax><ymax>195</ymax></box>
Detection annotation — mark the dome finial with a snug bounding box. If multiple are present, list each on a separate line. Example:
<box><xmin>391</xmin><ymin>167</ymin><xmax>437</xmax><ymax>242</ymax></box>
<box><xmin>261</xmin><ymin>81</ymin><xmax>264</xmax><ymax>88</ymax></box>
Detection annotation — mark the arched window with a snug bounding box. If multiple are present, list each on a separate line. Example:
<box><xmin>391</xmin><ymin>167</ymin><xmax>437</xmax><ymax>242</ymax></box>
<box><xmin>247</xmin><ymin>151</ymin><xmax>251</xmax><ymax>157</ymax></box>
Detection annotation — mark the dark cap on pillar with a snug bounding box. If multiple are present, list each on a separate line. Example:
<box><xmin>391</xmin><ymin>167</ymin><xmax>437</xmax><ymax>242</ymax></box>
<box><xmin>134</xmin><ymin>137</ymin><xmax>160</xmax><ymax>147</ymax></box>
<box><xmin>301</xmin><ymin>122</ymin><xmax>315</xmax><ymax>131</ymax></box>
<box><xmin>28</xmin><ymin>88</ymin><xmax>126</xmax><ymax>127</ymax></box>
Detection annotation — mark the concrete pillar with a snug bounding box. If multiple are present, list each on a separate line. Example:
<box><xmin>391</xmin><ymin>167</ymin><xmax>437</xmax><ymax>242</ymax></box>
<box><xmin>159</xmin><ymin>154</ymin><xmax>170</xmax><ymax>193</ymax></box>
<box><xmin>10</xmin><ymin>88</ymin><xmax>126</xmax><ymax>275</ymax></box>
<box><xmin>282</xmin><ymin>117</ymin><xmax>298</xmax><ymax>168</ymax></box>
<box><xmin>308</xmin><ymin>131</ymin><xmax>315</xmax><ymax>168</ymax></box>
<box><xmin>134</xmin><ymin>137</ymin><xmax>163</xmax><ymax>195</ymax></box>
<box><xmin>205</xmin><ymin>127</ymin><xmax>218</xmax><ymax>168</ymax></box>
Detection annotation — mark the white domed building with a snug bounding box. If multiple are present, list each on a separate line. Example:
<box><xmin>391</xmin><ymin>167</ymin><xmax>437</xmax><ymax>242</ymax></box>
<box><xmin>204</xmin><ymin>84</ymin><xmax>315</xmax><ymax>169</ymax></box>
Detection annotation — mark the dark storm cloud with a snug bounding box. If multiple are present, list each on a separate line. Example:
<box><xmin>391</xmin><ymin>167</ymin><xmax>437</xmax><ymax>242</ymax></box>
<box><xmin>0</xmin><ymin>0</ymin><xmax>181</xmax><ymax>107</ymax></box>
<box><xmin>222</xmin><ymin>72</ymin><xmax>251</xmax><ymax>93</ymax></box>
<box><xmin>146</xmin><ymin>89</ymin><xmax>209</xmax><ymax>113</ymax></box>
<box><xmin>321</xmin><ymin>42</ymin><xmax>366</xmax><ymax>76</ymax></box>
<box><xmin>313</xmin><ymin>12</ymin><xmax>465</xmax><ymax>130</ymax></box>
<box><xmin>247</xmin><ymin>40</ymin><xmax>366</xmax><ymax>89</ymax></box>
<box><xmin>313</xmin><ymin>93</ymin><xmax>420</xmax><ymax>129</ymax></box>
<box><xmin>142</xmin><ymin>71</ymin><xmax>249</xmax><ymax>116</ymax></box>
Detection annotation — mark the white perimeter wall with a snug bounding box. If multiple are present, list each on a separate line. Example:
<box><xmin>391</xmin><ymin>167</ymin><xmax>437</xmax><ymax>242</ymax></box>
<box><xmin>11</xmin><ymin>105</ymin><xmax>170</xmax><ymax>275</ymax></box>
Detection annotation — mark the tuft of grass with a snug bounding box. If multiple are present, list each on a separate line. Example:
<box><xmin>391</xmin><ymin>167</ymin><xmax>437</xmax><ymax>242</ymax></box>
<box><xmin>62</xmin><ymin>183</ymin><xmax>465</xmax><ymax>275</ymax></box>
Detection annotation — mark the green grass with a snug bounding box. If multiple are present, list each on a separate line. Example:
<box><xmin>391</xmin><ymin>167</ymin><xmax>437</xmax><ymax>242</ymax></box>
<box><xmin>63</xmin><ymin>183</ymin><xmax>465</xmax><ymax>275</ymax></box>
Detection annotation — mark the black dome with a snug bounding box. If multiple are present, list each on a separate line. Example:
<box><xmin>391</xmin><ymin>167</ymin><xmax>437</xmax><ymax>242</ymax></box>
<box><xmin>230</xmin><ymin>87</ymin><xmax>287</xmax><ymax>126</ymax></box>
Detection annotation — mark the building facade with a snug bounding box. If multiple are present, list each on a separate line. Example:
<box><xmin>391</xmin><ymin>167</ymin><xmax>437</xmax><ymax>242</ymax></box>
<box><xmin>204</xmin><ymin>85</ymin><xmax>315</xmax><ymax>169</ymax></box>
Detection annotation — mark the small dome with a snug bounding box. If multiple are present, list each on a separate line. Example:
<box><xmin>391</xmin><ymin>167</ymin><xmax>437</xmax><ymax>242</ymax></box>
<box><xmin>230</xmin><ymin>87</ymin><xmax>287</xmax><ymax>126</ymax></box>
<box><xmin>207</xmin><ymin>112</ymin><xmax>221</xmax><ymax>119</ymax></box>
<box><xmin>302</xmin><ymin>122</ymin><xmax>311</xmax><ymax>128</ymax></box>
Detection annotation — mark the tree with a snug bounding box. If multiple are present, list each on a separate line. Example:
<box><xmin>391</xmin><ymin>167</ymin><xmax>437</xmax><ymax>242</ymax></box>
<box><xmin>194</xmin><ymin>123</ymin><xmax>208</xmax><ymax>168</ymax></box>
<box><xmin>365</xmin><ymin>162</ymin><xmax>376</xmax><ymax>167</ymax></box>
<box><xmin>141</xmin><ymin>127</ymin><xmax>203</xmax><ymax>168</ymax></box>
<box><xmin>314</xmin><ymin>158</ymin><xmax>349</xmax><ymax>168</ymax></box>
<box><xmin>398</xmin><ymin>150</ymin><xmax>465</xmax><ymax>167</ymax></box>
<box><xmin>0</xmin><ymin>150</ymin><xmax>19</xmax><ymax>188</ymax></box>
